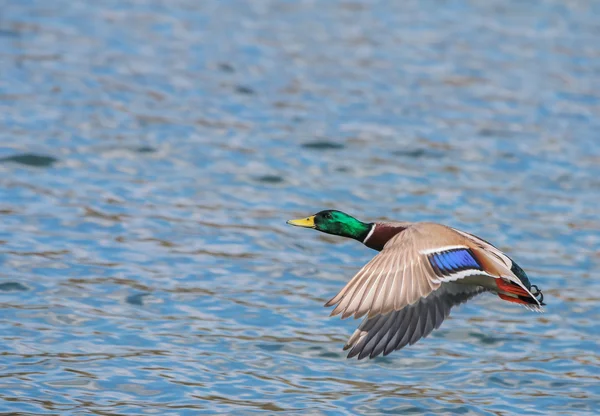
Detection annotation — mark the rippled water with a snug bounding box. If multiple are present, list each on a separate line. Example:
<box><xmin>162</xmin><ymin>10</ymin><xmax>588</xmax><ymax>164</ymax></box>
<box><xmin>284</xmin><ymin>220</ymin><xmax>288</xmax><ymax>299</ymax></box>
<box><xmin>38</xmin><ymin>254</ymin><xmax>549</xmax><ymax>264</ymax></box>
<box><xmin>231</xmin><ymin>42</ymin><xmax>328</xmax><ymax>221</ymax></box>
<box><xmin>1</xmin><ymin>0</ymin><xmax>599</xmax><ymax>414</ymax></box>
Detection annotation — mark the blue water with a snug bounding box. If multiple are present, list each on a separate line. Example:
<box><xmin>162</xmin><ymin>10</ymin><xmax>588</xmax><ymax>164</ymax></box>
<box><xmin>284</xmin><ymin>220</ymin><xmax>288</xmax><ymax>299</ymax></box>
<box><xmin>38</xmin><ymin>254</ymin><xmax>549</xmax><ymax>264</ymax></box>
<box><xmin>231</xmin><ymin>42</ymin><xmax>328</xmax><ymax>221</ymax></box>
<box><xmin>1</xmin><ymin>0</ymin><xmax>599</xmax><ymax>414</ymax></box>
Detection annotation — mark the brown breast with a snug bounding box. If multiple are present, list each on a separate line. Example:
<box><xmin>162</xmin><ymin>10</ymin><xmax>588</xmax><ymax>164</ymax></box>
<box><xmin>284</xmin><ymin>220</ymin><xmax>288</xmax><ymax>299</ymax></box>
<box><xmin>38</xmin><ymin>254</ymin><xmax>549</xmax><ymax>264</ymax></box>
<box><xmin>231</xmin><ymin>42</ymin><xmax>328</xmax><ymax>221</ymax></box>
<box><xmin>364</xmin><ymin>222</ymin><xmax>408</xmax><ymax>251</ymax></box>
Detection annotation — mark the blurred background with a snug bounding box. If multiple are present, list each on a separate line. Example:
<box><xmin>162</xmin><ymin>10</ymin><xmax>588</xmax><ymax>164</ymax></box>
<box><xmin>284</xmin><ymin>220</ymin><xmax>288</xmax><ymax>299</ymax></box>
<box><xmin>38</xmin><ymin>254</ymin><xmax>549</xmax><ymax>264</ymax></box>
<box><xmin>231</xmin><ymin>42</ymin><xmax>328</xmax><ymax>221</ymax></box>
<box><xmin>1</xmin><ymin>0</ymin><xmax>599</xmax><ymax>414</ymax></box>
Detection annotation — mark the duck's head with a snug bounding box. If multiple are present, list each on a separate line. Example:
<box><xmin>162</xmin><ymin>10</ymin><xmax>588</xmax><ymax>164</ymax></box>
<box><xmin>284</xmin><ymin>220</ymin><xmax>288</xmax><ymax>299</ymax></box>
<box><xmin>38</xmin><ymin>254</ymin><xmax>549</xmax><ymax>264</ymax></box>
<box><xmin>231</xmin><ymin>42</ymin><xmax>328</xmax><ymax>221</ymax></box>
<box><xmin>287</xmin><ymin>210</ymin><xmax>372</xmax><ymax>241</ymax></box>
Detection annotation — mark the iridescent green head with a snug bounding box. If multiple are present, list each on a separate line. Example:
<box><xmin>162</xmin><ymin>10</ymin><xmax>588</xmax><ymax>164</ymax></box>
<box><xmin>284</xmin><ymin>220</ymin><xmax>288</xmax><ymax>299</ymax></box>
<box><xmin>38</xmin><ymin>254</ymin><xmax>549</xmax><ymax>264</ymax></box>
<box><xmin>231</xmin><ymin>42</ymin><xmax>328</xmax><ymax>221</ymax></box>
<box><xmin>287</xmin><ymin>210</ymin><xmax>372</xmax><ymax>242</ymax></box>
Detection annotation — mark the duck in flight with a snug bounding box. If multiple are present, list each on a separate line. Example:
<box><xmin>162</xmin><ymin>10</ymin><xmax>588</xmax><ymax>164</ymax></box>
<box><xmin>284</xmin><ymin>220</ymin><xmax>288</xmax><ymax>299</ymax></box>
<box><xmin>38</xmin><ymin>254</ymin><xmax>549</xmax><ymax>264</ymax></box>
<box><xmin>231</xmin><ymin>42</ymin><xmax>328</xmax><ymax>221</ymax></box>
<box><xmin>287</xmin><ymin>210</ymin><xmax>545</xmax><ymax>360</ymax></box>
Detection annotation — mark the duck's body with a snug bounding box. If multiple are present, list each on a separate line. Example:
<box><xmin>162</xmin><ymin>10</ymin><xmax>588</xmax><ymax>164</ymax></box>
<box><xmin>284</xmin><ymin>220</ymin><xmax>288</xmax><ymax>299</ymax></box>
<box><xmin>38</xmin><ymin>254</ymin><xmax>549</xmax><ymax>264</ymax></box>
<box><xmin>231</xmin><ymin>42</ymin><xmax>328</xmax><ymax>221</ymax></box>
<box><xmin>287</xmin><ymin>210</ymin><xmax>544</xmax><ymax>360</ymax></box>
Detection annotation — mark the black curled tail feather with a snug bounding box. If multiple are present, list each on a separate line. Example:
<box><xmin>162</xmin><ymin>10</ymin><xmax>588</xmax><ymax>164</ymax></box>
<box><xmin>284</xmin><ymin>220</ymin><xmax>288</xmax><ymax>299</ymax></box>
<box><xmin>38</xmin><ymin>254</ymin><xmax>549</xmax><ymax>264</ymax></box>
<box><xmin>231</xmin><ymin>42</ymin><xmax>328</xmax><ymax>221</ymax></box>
<box><xmin>510</xmin><ymin>260</ymin><xmax>545</xmax><ymax>306</ymax></box>
<box><xmin>530</xmin><ymin>284</ymin><xmax>545</xmax><ymax>306</ymax></box>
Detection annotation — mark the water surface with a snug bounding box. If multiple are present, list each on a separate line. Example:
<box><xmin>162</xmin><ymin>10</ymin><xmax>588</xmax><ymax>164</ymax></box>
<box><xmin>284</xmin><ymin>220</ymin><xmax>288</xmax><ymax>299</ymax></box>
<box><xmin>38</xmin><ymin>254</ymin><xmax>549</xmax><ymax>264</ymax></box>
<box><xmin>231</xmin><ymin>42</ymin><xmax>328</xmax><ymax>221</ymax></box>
<box><xmin>1</xmin><ymin>0</ymin><xmax>599</xmax><ymax>414</ymax></box>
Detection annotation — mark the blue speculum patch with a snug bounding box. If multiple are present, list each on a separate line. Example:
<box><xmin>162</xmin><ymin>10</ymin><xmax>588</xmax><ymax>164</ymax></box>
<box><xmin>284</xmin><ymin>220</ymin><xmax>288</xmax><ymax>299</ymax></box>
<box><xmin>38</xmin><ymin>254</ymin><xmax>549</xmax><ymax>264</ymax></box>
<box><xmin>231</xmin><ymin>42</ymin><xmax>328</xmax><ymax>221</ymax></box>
<box><xmin>428</xmin><ymin>248</ymin><xmax>481</xmax><ymax>275</ymax></box>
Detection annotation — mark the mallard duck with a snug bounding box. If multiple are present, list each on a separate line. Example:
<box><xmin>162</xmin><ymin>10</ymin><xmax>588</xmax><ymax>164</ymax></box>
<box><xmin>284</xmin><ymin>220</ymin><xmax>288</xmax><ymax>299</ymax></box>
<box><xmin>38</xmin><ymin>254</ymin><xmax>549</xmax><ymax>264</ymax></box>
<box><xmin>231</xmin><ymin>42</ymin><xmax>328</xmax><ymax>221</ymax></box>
<box><xmin>287</xmin><ymin>210</ymin><xmax>545</xmax><ymax>360</ymax></box>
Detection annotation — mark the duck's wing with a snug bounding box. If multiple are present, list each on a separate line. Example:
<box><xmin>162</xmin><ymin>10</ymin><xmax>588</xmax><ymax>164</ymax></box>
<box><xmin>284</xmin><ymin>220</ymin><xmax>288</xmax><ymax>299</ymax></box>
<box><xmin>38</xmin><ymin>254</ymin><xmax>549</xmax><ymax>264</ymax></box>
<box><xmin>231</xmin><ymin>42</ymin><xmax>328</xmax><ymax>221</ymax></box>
<box><xmin>325</xmin><ymin>223</ymin><xmax>494</xmax><ymax>319</ymax></box>
<box><xmin>344</xmin><ymin>283</ymin><xmax>486</xmax><ymax>359</ymax></box>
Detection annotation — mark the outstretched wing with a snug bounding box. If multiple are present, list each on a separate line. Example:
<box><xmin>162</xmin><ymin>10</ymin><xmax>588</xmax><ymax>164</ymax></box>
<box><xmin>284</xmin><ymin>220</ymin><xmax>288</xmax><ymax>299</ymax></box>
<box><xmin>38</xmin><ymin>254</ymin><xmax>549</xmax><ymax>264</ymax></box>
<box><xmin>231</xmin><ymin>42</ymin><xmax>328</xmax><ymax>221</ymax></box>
<box><xmin>325</xmin><ymin>223</ymin><xmax>494</xmax><ymax>320</ymax></box>
<box><xmin>344</xmin><ymin>283</ymin><xmax>486</xmax><ymax>359</ymax></box>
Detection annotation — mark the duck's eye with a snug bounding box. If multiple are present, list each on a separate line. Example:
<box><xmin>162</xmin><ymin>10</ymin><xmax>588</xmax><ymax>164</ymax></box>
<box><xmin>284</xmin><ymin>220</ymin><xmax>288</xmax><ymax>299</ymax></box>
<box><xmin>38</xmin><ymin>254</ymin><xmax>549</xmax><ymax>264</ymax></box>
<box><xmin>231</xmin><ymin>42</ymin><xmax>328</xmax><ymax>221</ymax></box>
<box><xmin>323</xmin><ymin>212</ymin><xmax>332</xmax><ymax>219</ymax></box>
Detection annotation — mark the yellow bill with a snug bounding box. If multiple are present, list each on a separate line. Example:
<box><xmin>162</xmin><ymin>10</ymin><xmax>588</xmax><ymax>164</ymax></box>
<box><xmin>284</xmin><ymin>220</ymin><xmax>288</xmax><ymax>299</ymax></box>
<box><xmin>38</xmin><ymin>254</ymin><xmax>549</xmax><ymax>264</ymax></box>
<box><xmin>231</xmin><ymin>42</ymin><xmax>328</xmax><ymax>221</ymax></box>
<box><xmin>286</xmin><ymin>215</ymin><xmax>316</xmax><ymax>228</ymax></box>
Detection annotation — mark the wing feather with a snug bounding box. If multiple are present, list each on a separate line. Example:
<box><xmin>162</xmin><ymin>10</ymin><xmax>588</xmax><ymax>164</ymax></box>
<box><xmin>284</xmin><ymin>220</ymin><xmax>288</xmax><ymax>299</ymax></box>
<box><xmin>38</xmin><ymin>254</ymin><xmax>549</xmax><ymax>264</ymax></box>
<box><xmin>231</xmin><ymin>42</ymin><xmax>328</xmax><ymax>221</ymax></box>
<box><xmin>328</xmin><ymin>225</ymin><xmax>471</xmax><ymax>320</ymax></box>
<box><xmin>345</xmin><ymin>284</ymin><xmax>487</xmax><ymax>359</ymax></box>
